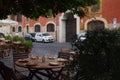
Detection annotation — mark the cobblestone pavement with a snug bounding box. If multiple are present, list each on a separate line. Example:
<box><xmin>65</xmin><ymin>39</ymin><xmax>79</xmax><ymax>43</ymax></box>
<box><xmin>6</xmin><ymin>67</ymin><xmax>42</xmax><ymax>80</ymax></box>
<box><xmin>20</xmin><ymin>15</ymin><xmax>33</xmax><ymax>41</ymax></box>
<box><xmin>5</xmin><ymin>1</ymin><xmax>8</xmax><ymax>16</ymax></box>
<box><xmin>0</xmin><ymin>42</ymin><xmax>71</xmax><ymax>80</ymax></box>
<box><xmin>31</xmin><ymin>42</ymin><xmax>71</xmax><ymax>56</ymax></box>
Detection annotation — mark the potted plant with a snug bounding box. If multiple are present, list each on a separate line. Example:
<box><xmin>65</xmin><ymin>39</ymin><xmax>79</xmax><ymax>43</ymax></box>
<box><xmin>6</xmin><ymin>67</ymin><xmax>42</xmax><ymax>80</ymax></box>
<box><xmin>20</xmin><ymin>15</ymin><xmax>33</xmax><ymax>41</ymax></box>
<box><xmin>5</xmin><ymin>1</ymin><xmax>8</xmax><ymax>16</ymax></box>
<box><xmin>5</xmin><ymin>35</ymin><xmax>12</xmax><ymax>43</ymax></box>
<box><xmin>12</xmin><ymin>36</ymin><xmax>24</xmax><ymax>42</ymax></box>
<box><xmin>24</xmin><ymin>40</ymin><xmax>33</xmax><ymax>53</ymax></box>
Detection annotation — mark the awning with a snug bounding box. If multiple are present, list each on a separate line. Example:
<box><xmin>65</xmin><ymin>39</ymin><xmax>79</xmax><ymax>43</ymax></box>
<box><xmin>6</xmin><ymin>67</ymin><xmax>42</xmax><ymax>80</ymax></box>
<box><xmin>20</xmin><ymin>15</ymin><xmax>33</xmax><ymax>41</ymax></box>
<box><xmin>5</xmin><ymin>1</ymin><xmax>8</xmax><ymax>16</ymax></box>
<box><xmin>0</xmin><ymin>19</ymin><xmax>18</xmax><ymax>26</ymax></box>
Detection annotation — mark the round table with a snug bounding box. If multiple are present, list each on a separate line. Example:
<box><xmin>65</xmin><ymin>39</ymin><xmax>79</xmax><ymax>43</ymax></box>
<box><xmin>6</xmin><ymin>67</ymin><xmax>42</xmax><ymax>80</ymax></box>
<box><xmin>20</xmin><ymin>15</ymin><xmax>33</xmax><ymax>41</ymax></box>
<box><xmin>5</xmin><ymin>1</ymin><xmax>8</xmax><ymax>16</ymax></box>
<box><xmin>15</xmin><ymin>58</ymin><xmax>65</xmax><ymax>80</ymax></box>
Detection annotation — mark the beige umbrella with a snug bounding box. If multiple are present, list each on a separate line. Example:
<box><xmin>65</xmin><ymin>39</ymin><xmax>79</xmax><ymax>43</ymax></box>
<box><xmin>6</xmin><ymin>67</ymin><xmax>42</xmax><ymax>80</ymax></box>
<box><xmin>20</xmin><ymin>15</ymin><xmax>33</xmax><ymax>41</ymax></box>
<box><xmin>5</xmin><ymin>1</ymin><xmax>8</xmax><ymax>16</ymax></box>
<box><xmin>0</xmin><ymin>19</ymin><xmax>18</xmax><ymax>26</ymax></box>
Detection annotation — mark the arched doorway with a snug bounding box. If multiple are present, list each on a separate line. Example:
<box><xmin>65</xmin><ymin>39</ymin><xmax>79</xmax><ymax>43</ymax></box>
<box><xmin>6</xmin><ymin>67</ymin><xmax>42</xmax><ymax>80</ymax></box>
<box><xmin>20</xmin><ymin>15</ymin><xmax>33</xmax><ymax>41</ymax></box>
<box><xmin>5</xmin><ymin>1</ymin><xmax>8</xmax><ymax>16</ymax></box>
<box><xmin>87</xmin><ymin>20</ymin><xmax>105</xmax><ymax>30</ymax></box>
<box><xmin>59</xmin><ymin>12</ymin><xmax>80</xmax><ymax>42</ymax></box>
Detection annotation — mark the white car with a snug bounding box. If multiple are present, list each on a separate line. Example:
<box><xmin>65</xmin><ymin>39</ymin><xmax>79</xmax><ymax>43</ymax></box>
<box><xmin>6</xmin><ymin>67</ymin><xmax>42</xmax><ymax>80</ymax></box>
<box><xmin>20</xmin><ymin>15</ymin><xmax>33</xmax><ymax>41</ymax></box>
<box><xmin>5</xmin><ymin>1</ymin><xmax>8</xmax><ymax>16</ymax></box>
<box><xmin>35</xmin><ymin>33</ymin><xmax>54</xmax><ymax>43</ymax></box>
<box><xmin>77</xmin><ymin>33</ymin><xmax>86</xmax><ymax>41</ymax></box>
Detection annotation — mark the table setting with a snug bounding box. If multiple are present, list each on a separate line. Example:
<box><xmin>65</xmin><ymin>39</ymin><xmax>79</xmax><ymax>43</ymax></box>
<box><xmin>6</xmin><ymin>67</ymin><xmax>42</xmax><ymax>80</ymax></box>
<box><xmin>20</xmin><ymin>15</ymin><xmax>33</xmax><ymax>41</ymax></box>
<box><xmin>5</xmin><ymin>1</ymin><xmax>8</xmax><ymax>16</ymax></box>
<box><xmin>15</xmin><ymin>55</ymin><xmax>66</xmax><ymax>80</ymax></box>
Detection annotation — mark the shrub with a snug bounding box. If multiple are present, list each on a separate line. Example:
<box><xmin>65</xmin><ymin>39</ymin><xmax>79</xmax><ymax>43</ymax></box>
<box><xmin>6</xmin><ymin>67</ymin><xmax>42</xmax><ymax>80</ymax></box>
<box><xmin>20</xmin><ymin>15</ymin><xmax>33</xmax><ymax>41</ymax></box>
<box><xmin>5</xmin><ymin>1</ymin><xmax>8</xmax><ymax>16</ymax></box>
<box><xmin>5</xmin><ymin>35</ymin><xmax>12</xmax><ymax>41</ymax></box>
<box><xmin>24</xmin><ymin>40</ymin><xmax>33</xmax><ymax>49</ymax></box>
<box><xmin>67</xmin><ymin>28</ymin><xmax>120</xmax><ymax>80</ymax></box>
<box><xmin>12</xmin><ymin>36</ymin><xmax>24</xmax><ymax>42</ymax></box>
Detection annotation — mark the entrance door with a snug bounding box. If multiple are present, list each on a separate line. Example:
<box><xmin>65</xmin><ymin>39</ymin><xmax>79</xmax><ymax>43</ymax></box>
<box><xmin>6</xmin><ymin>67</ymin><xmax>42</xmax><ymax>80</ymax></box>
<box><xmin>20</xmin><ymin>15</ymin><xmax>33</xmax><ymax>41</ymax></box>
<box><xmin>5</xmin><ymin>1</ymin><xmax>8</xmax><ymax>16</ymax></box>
<box><xmin>66</xmin><ymin>18</ymin><xmax>76</xmax><ymax>42</ymax></box>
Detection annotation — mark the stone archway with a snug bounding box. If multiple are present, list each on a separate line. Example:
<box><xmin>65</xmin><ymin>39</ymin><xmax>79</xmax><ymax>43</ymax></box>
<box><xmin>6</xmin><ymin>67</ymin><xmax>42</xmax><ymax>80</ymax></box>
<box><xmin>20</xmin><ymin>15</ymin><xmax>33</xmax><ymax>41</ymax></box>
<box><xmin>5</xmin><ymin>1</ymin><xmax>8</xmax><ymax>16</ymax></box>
<box><xmin>87</xmin><ymin>20</ymin><xmax>105</xmax><ymax>31</ymax></box>
<box><xmin>59</xmin><ymin>12</ymin><xmax>80</xmax><ymax>42</ymax></box>
<box><xmin>85</xmin><ymin>17</ymin><xmax>108</xmax><ymax>30</ymax></box>
<box><xmin>65</xmin><ymin>12</ymin><xmax>76</xmax><ymax>42</ymax></box>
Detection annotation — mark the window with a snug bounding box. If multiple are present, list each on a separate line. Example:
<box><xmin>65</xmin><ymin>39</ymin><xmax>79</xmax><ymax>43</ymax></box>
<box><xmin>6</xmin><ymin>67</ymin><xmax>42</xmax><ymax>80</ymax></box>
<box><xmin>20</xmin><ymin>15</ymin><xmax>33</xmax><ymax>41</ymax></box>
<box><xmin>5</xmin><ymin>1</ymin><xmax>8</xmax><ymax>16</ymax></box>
<box><xmin>35</xmin><ymin>24</ymin><xmax>41</xmax><ymax>32</ymax></box>
<box><xmin>26</xmin><ymin>25</ymin><xmax>29</xmax><ymax>33</ymax></box>
<box><xmin>12</xmin><ymin>27</ymin><xmax>15</xmax><ymax>32</ymax></box>
<box><xmin>91</xmin><ymin>4</ymin><xmax>100</xmax><ymax>12</ymax></box>
<box><xmin>47</xmin><ymin>23</ymin><xmax>54</xmax><ymax>32</ymax></box>
<box><xmin>18</xmin><ymin>26</ymin><xmax>22</xmax><ymax>32</ymax></box>
<box><xmin>90</xmin><ymin>0</ymin><xmax>102</xmax><ymax>13</ymax></box>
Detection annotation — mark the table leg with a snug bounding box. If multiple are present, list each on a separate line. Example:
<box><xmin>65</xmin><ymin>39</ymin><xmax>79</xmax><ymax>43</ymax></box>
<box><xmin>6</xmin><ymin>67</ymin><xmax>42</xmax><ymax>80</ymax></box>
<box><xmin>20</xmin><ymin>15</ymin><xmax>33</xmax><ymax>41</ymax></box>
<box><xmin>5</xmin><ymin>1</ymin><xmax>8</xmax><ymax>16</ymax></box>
<box><xmin>28</xmin><ymin>67</ymin><xmax>64</xmax><ymax>80</ymax></box>
<box><xmin>45</xmin><ymin>67</ymin><xmax>64</xmax><ymax>80</ymax></box>
<box><xmin>28</xmin><ymin>69</ymin><xmax>43</xmax><ymax>80</ymax></box>
<box><xmin>54</xmin><ymin>67</ymin><xmax>64</xmax><ymax>79</ymax></box>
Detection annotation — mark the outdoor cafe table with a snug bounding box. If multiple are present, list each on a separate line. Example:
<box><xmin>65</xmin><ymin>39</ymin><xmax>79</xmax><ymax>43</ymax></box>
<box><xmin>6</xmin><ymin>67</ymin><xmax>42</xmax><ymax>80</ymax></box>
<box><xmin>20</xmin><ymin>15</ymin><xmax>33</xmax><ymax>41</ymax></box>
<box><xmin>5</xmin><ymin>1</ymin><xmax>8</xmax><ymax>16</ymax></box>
<box><xmin>15</xmin><ymin>57</ymin><xmax>66</xmax><ymax>80</ymax></box>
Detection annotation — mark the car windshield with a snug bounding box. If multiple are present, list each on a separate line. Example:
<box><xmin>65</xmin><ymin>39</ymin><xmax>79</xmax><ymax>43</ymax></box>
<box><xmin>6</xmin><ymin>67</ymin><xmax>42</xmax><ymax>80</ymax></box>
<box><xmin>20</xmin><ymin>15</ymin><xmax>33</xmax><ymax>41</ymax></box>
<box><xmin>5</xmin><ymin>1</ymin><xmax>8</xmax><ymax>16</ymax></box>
<box><xmin>25</xmin><ymin>34</ymin><xmax>32</xmax><ymax>37</ymax></box>
<box><xmin>42</xmin><ymin>33</ymin><xmax>50</xmax><ymax>36</ymax></box>
<box><xmin>30</xmin><ymin>33</ymin><xmax>35</xmax><ymax>37</ymax></box>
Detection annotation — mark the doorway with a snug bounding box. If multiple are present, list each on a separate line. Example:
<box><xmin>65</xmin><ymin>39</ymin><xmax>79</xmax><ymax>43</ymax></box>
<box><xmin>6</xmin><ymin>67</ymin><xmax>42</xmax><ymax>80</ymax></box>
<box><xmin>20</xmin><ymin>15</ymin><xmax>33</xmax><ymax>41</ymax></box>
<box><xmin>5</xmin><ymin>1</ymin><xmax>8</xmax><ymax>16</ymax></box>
<box><xmin>65</xmin><ymin>13</ymin><xmax>76</xmax><ymax>42</ymax></box>
<box><xmin>87</xmin><ymin>20</ymin><xmax>105</xmax><ymax>30</ymax></box>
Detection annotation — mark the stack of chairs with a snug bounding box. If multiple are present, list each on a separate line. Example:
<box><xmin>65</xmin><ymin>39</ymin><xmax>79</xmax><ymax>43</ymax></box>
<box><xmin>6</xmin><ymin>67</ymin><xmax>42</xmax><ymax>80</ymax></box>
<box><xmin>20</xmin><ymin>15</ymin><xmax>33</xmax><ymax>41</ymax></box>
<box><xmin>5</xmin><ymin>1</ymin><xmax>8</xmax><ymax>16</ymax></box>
<box><xmin>58</xmin><ymin>48</ymin><xmax>76</xmax><ymax>80</ymax></box>
<box><xmin>0</xmin><ymin>44</ymin><xmax>5</xmax><ymax>59</ymax></box>
<box><xmin>0</xmin><ymin>40</ymin><xmax>12</xmax><ymax>59</ymax></box>
<box><xmin>12</xmin><ymin>43</ymin><xmax>29</xmax><ymax>72</ymax></box>
<box><xmin>3</xmin><ymin>43</ymin><xmax>12</xmax><ymax>58</ymax></box>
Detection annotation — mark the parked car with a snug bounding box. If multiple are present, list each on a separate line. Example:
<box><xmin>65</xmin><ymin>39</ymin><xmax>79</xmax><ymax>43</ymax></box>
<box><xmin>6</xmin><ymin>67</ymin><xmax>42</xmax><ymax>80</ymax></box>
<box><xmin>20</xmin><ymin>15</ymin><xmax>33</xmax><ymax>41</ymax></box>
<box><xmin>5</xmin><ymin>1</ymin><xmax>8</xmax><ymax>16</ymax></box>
<box><xmin>73</xmin><ymin>33</ymin><xmax>86</xmax><ymax>48</ymax></box>
<box><xmin>77</xmin><ymin>32</ymin><xmax>86</xmax><ymax>41</ymax></box>
<box><xmin>0</xmin><ymin>32</ymin><xmax>5</xmax><ymax>41</ymax></box>
<box><xmin>24</xmin><ymin>33</ymin><xmax>36</xmax><ymax>42</ymax></box>
<box><xmin>73</xmin><ymin>33</ymin><xmax>86</xmax><ymax>44</ymax></box>
<box><xmin>35</xmin><ymin>32</ymin><xmax>54</xmax><ymax>43</ymax></box>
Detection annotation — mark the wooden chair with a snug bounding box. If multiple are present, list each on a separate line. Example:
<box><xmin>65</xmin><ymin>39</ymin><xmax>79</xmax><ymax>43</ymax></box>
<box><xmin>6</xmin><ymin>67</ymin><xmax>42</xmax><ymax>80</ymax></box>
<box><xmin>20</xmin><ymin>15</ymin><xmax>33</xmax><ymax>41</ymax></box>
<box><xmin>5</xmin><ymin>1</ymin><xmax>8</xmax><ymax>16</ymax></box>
<box><xmin>13</xmin><ymin>53</ymin><xmax>29</xmax><ymax>72</ymax></box>
<box><xmin>51</xmin><ymin>52</ymin><xmax>71</xmax><ymax>80</ymax></box>
<box><xmin>61</xmin><ymin>48</ymin><xmax>71</xmax><ymax>52</ymax></box>
<box><xmin>0</xmin><ymin>61</ymin><xmax>31</xmax><ymax>80</ymax></box>
<box><xmin>58</xmin><ymin>52</ymin><xmax>71</xmax><ymax>60</ymax></box>
<box><xmin>12</xmin><ymin>43</ymin><xmax>19</xmax><ymax>53</ymax></box>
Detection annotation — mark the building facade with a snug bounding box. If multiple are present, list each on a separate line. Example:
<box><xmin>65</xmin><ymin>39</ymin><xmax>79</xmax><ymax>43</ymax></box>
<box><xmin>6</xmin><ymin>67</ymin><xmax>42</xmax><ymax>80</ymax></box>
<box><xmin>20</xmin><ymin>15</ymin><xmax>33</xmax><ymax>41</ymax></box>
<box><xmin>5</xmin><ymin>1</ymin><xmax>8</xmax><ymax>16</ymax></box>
<box><xmin>9</xmin><ymin>0</ymin><xmax>120</xmax><ymax>42</ymax></box>
<box><xmin>82</xmin><ymin>0</ymin><xmax>120</xmax><ymax>32</ymax></box>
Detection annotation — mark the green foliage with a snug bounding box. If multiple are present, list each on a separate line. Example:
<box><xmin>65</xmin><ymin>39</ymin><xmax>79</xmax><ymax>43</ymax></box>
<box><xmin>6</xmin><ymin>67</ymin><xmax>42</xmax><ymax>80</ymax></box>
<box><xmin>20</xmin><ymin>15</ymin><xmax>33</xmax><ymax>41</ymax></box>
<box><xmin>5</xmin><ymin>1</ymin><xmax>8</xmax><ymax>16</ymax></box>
<box><xmin>68</xmin><ymin>28</ymin><xmax>120</xmax><ymax>80</ymax></box>
<box><xmin>24</xmin><ymin>40</ymin><xmax>33</xmax><ymax>49</ymax></box>
<box><xmin>0</xmin><ymin>0</ymin><xmax>100</xmax><ymax>19</ymax></box>
<box><xmin>12</xmin><ymin>36</ymin><xmax>24</xmax><ymax>42</ymax></box>
<box><xmin>5</xmin><ymin>35</ymin><xmax>12</xmax><ymax>41</ymax></box>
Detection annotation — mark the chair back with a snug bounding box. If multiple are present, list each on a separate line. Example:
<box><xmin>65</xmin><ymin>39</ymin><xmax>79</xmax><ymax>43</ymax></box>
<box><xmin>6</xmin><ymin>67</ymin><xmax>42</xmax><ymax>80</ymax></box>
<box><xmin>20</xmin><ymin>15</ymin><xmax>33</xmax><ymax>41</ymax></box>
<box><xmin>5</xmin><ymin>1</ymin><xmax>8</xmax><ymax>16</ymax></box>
<box><xmin>61</xmin><ymin>48</ymin><xmax>70</xmax><ymax>52</ymax></box>
<box><xmin>58</xmin><ymin>52</ymin><xmax>70</xmax><ymax>60</ymax></box>
<box><xmin>0</xmin><ymin>61</ymin><xmax>17</xmax><ymax>80</ymax></box>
